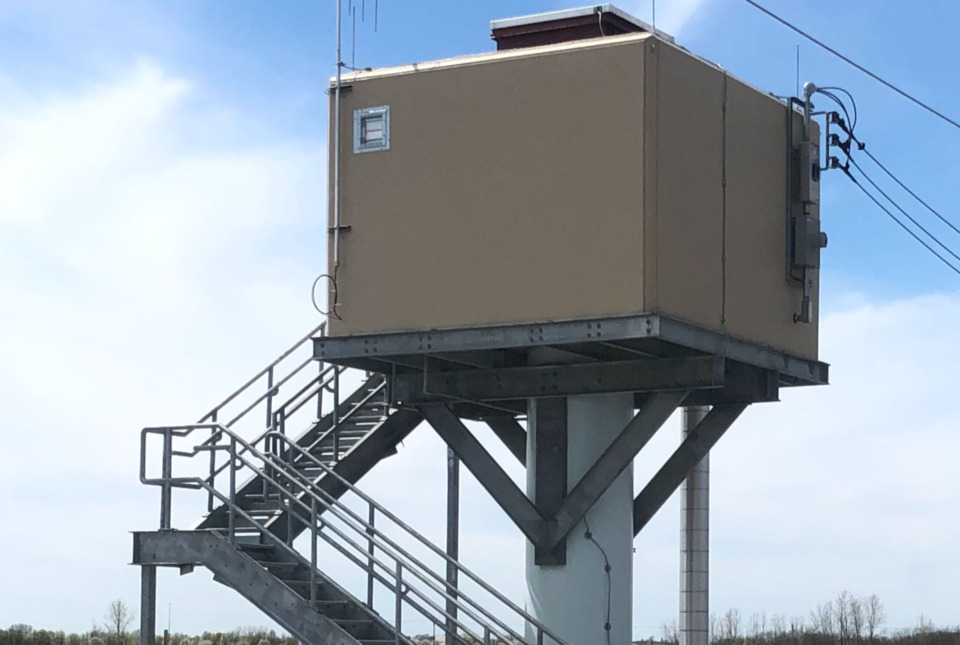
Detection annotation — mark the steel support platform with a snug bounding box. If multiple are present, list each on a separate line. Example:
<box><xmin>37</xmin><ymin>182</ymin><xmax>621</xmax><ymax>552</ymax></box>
<box><xmin>312</xmin><ymin>313</ymin><xmax>827</xmax><ymax>564</ymax></box>
<box><xmin>314</xmin><ymin>314</ymin><xmax>828</xmax><ymax>414</ymax></box>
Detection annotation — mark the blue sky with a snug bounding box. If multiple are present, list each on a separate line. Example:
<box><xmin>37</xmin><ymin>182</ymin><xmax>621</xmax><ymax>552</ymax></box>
<box><xmin>1</xmin><ymin>0</ymin><xmax>959</xmax><ymax>639</ymax></box>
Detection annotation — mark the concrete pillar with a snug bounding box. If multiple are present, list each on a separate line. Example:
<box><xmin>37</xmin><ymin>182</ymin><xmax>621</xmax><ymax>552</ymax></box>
<box><xmin>526</xmin><ymin>393</ymin><xmax>635</xmax><ymax>645</ymax></box>
<box><xmin>680</xmin><ymin>406</ymin><xmax>710</xmax><ymax>645</ymax></box>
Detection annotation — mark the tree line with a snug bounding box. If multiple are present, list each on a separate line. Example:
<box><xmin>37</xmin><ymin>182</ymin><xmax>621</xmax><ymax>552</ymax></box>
<box><xmin>661</xmin><ymin>592</ymin><xmax>958</xmax><ymax>645</ymax></box>
<box><xmin>4</xmin><ymin>593</ymin><xmax>957</xmax><ymax>645</ymax></box>
<box><xmin>0</xmin><ymin>625</ymin><xmax>299</xmax><ymax>645</ymax></box>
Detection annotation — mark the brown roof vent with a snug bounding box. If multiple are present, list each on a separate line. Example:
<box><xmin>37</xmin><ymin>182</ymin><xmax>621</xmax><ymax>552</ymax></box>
<box><xmin>490</xmin><ymin>5</ymin><xmax>672</xmax><ymax>51</ymax></box>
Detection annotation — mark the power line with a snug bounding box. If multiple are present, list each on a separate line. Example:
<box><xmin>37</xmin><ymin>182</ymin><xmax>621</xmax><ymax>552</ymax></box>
<box><xmin>841</xmin><ymin>166</ymin><xmax>960</xmax><ymax>277</ymax></box>
<box><xmin>817</xmin><ymin>86</ymin><xmax>858</xmax><ymax>131</ymax></box>
<box><xmin>740</xmin><ymin>0</ymin><xmax>960</xmax><ymax>133</ymax></box>
<box><xmin>853</xmin><ymin>140</ymin><xmax>960</xmax><ymax>238</ymax></box>
<box><xmin>848</xmin><ymin>157</ymin><xmax>960</xmax><ymax>265</ymax></box>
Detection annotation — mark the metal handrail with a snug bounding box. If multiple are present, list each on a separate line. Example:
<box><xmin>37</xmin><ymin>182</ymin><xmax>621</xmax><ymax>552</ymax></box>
<box><xmin>166</xmin><ymin>428</ymin><xmax>512</xmax><ymax>644</ymax></box>
<box><xmin>146</xmin><ymin>427</ymin><xmax>495</xmax><ymax>645</ymax></box>
<box><xmin>268</xmin><ymin>441</ymin><xmax>525</xmax><ymax>644</ymax></box>
<box><xmin>197</xmin><ymin>321</ymin><xmax>326</xmax><ymax>424</ymax></box>
<box><xmin>142</xmin><ymin>422</ymin><xmax>567</xmax><ymax>645</ymax></box>
<box><xmin>179</xmin><ymin>476</ymin><xmax>416</xmax><ymax>645</ymax></box>
<box><xmin>270</xmin><ymin>433</ymin><xmax>561</xmax><ymax>643</ymax></box>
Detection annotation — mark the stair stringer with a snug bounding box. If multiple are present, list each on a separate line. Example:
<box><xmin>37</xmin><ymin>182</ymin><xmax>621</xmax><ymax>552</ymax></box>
<box><xmin>132</xmin><ymin>531</ymin><xmax>360</xmax><ymax>645</ymax></box>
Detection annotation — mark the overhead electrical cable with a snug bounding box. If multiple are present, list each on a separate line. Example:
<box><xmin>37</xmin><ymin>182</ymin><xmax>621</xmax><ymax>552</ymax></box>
<box><xmin>740</xmin><ymin>0</ymin><xmax>960</xmax><ymax>133</ymax></box>
<box><xmin>817</xmin><ymin>86</ymin><xmax>858</xmax><ymax>131</ymax></box>
<box><xmin>848</xmin><ymin>157</ymin><xmax>960</xmax><ymax>265</ymax></box>
<box><xmin>852</xmin><ymin>141</ymin><xmax>960</xmax><ymax>239</ymax></box>
<box><xmin>823</xmin><ymin>85</ymin><xmax>960</xmax><ymax>240</ymax></box>
<box><xmin>842</xmin><ymin>167</ymin><xmax>960</xmax><ymax>277</ymax></box>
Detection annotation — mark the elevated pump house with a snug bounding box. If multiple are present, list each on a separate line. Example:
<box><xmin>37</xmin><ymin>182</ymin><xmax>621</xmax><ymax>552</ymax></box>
<box><xmin>133</xmin><ymin>8</ymin><xmax>828</xmax><ymax>645</ymax></box>
<box><xmin>316</xmin><ymin>5</ymin><xmax>829</xmax><ymax>645</ymax></box>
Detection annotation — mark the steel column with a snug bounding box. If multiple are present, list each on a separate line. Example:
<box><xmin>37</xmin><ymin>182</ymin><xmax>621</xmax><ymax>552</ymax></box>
<box><xmin>445</xmin><ymin>447</ymin><xmax>460</xmax><ymax>643</ymax></box>
<box><xmin>531</xmin><ymin>398</ymin><xmax>567</xmax><ymax>565</ymax></box>
<box><xmin>140</xmin><ymin>565</ymin><xmax>157</xmax><ymax>645</ymax></box>
<box><xmin>680</xmin><ymin>406</ymin><xmax>710</xmax><ymax>645</ymax></box>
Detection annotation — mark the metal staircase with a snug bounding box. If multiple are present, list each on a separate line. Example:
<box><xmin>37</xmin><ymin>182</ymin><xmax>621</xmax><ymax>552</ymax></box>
<box><xmin>136</xmin><ymin>322</ymin><xmax>566</xmax><ymax>645</ymax></box>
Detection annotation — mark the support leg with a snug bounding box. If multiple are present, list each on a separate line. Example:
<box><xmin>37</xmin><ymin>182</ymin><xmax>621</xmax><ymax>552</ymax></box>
<box><xmin>445</xmin><ymin>447</ymin><xmax>460</xmax><ymax>643</ymax></box>
<box><xmin>680</xmin><ymin>406</ymin><xmax>710</xmax><ymax>645</ymax></box>
<box><xmin>526</xmin><ymin>393</ymin><xmax>635</xmax><ymax>645</ymax></box>
<box><xmin>140</xmin><ymin>566</ymin><xmax>157</xmax><ymax>645</ymax></box>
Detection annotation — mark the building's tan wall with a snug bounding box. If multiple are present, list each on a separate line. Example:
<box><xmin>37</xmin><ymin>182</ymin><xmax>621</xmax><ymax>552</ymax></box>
<box><xmin>649</xmin><ymin>42</ymin><xmax>818</xmax><ymax>360</ymax></box>
<box><xmin>723</xmin><ymin>77</ymin><xmax>819</xmax><ymax>359</ymax></box>
<box><xmin>326</xmin><ymin>34</ymin><xmax>820</xmax><ymax>361</ymax></box>
<box><xmin>647</xmin><ymin>41</ymin><xmax>725</xmax><ymax>331</ymax></box>
<box><xmin>328</xmin><ymin>38</ymin><xmax>648</xmax><ymax>336</ymax></box>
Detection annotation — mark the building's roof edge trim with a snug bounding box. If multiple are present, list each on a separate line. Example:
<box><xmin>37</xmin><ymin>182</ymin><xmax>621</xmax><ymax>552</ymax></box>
<box><xmin>490</xmin><ymin>5</ymin><xmax>675</xmax><ymax>43</ymax></box>
<box><xmin>332</xmin><ymin>32</ymin><xmax>653</xmax><ymax>85</ymax></box>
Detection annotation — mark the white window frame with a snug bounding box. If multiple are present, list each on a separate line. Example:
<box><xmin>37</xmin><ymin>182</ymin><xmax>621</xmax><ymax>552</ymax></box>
<box><xmin>353</xmin><ymin>106</ymin><xmax>391</xmax><ymax>154</ymax></box>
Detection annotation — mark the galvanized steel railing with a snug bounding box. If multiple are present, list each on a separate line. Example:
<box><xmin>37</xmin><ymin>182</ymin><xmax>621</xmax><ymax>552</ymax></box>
<box><xmin>141</xmin><ymin>421</ymin><xmax>566</xmax><ymax>645</ymax></box>
<box><xmin>139</xmin><ymin>322</ymin><xmax>566</xmax><ymax>645</ymax></box>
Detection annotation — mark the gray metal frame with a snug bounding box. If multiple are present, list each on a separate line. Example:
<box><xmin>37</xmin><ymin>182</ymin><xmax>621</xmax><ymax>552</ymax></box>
<box><xmin>314</xmin><ymin>314</ymin><xmax>829</xmax><ymax>388</ymax></box>
<box><xmin>633</xmin><ymin>404</ymin><xmax>747</xmax><ymax>535</ymax></box>
<box><xmin>135</xmin><ymin>313</ymin><xmax>827</xmax><ymax>645</ymax></box>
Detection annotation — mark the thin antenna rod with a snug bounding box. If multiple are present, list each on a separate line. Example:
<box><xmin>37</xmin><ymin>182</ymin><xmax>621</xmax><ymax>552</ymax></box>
<box><xmin>333</xmin><ymin>0</ymin><xmax>342</xmax><ymax>271</ymax></box>
<box><xmin>652</xmin><ymin>0</ymin><xmax>657</xmax><ymax>32</ymax></box>
<box><xmin>796</xmin><ymin>44</ymin><xmax>800</xmax><ymax>97</ymax></box>
<box><xmin>375</xmin><ymin>0</ymin><xmax>379</xmax><ymax>31</ymax></box>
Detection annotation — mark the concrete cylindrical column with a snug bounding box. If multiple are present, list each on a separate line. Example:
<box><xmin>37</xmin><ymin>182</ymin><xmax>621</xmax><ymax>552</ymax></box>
<box><xmin>680</xmin><ymin>406</ymin><xmax>710</xmax><ymax>645</ymax></box>
<box><xmin>526</xmin><ymin>393</ymin><xmax>635</xmax><ymax>645</ymax></box>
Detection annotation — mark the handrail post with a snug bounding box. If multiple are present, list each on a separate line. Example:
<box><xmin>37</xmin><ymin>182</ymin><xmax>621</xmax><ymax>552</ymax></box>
<box><xmin>333</xmin><ymin>368</ymin><xmax>340</xmax><ymax>426</ymax></box>
<box><xmin>159</xmin><ymin>428</ymin><xmax>173</xmax><ymax>530</ymax></box>
<box><xmin>228</xmin><ymin>436</ymin><xmax>237</xmax><ymax>544</ymax></box>
<box><xmin>208</xmin><ymin>411</ymin><xmax>218</xmax><ymax>513</ymax></box>
<box><xmin>264</xmin><ymin>366</ymin><xmax>276</xmax><ymax>500</ymax></box>
<box><xmin>310</xmin><ymin>498</ymin><xmax>318</xmax><ymax>609</ymax></box>
<box><xmin>332</xmin><ymin>368</ymin><xmax>341</xmax><ymax>462</ymax></box>
<box><xmin>394</xmin><ymin>562</ymin><xmax>403</xmax><ymax>645</ymax></box>
<box><xmin>265</xmin><ymin>366</ymin><xmax>275</xmax><ymax>430</ymax></box>
<box><xmin>483</xmin><ymin>627</ymin><xmax>491</xmax><ymax>645</ymax></box>
<box><xmin>317</xmin><ymin>362</ymin><xmax>325</xmax><ymax>420</ymax></box>
<box><xmin>366</xmin><ymin>504</ymin><xmax>376</xmax><ymax>609</ymax></box>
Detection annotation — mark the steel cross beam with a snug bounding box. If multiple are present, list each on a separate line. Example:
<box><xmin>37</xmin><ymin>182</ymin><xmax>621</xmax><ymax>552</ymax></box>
<box><xmin>484</xmin><ymin>416</ymin><xmax>527</xmax><ymax>466</ymax></box>
<box><xmin>633</xmin><ymin>403</ymin><xmax>748</xmax><ymax>535</ymax></box>
<box><xmin>419</xmin><ymin>405</ymin><xmax>548</xmax><ymax>547</ymax></box>
<box><xmin>395</xmin><ymin>356</ymin><xmax>724</xmax><ymax>403</ymax></box>
<box><xmin>546</xmin><ymin>390</ymin><xmax>688</xmax><ymax>549</ymax></box>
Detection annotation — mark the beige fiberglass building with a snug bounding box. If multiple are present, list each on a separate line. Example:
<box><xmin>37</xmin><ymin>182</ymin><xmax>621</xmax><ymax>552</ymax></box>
<box><xmin>326</xmin><ymin>6</ymin><xmax>823</xmax><ymax>363</ymax></box>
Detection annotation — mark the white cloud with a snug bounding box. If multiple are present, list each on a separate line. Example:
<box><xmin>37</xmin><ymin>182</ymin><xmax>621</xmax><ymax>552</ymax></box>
<box><xmin>636</xmin><ymin>0</ymin><xmax>714</xmax><ymax>36</ymax></box>
<box><xmin>558</xmin><ymin>0</ymin><xmax>715</xmax><ymax>37</ymax></box>
<box><xmin>0</xmin><ymin>61</ymin><xmax>325</xmax><ymax>632</ymax></box>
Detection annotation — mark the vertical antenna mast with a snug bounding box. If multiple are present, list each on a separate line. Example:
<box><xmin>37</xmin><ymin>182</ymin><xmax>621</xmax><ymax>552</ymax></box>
<box><xmin>333</xmin><ymin>0</ymin><xmax>343</xmax><ymax>278</ymax></box>
<box><xmin>796</xmin><ymin>44</ymin><xmax>801</xmax><ymax>97</ymax></box>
